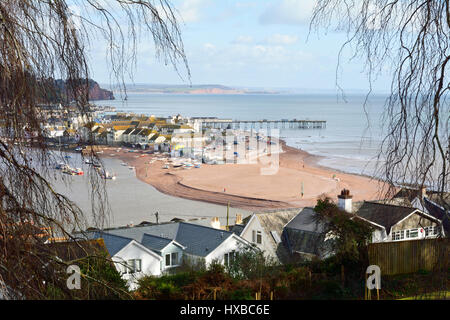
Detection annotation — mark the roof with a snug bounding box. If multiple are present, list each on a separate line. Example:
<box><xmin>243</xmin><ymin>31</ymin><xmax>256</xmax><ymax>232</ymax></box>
<box><xmin>113</xmin><ymin>125</ymin><xmax>129</xmax><ymax>131</ymax></box>
<box><xmin>282</xmin><ymin>208</ymin><xmax>328</xmax><ymax>257</ymax></box>
<box><xmin>355</xmin><ymin>201</ymin><xmax>420</xmax><ymax>232</ymax></box>
<box><xmin>85</xmin><ymin>222</ymin><xmax>237</xmax><ymax>258</ymax></box>
<box><xmin>149</xmin><ymin>134</ymin><xmax>160</xmax><ymax>142</ymax></box>
<box><xmin>229</xmin><ymin>224</ymin><xmax>245</xmax><ymax>235</ymax></box>
<box><xmin>139</xmin><ymin>129</ymin><xmax>154</xmax><ymax>136</ymax></box>
<box><xmin>141</xmin><ymin>234</ymin><xmax>174</xmax><ymax>252</ymax></box>
<box><xmin>285</xmin><ymin>208</ymin><xmax>325</xmax><ymax>233</ymax></box>
<box><xmin>427</xmin><ymin>193</ymin><xmax>450</xmax><ymax>211</ymax></box>
<box><xmin>251</xmin><ymin>209</ymin><xmax>300</xmax><ymax>263</ymax></box>
<box><xmin>123</xmin><ymin>127</ymin><xmax>134</xmax><ymax>135</ymax></box>
<box><xmin>131</xmin><ymin>128</ymin><xmax>143</xmax><ymax>135</ymax></box>
<box><xmin>424</xmin><ymin>198</ymin><xmax>449</xmax><ymax>235</ymax></box>
<box><xmin>395</xmin><ymin>187</ymin><xmax>450</xmax><ymax>210</ymax></box>
<box><xmin>85</xmin><ymin>231</ymin><xmax>132</xmax><ymax>256</ymax></box>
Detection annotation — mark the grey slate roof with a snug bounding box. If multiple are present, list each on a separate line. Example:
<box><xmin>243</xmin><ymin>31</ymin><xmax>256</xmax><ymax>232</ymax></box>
<box><xmin>174</xmin><ymin>222</ymin><xmax>234</xmax><ymax>257</ymax></box>
<box><xmin>282</xmin><ymin>208</ymin><xmax>328</xmax><ymax>257</ymax></box>
<box><xmin>354</xmin><ymin>201</ymin><xmax>418</xmax><ymax>232</ymax></box>
<box><xmin>141</xmin><ymin>234</ymin><xmax>174</xmax><ymax>252</ymax></box>
<box><xmin>123</xmin><ymin>128</ymin><xmax>134</xmax><ymax>135</ymax></box>
<box><xmin>285</xmin><ymin>208</ymin><xmax>325</xmax><ymax>233</ymax></box>
<box><xmin>87</xmin><ymin>231</ymin><xmax>132</xmax><ymax>256</ymax></box>
<box><xmin>423</xmin><ymin>198</ymin><xmax>449</xmax><ymax>236</ymax></box>
<box><xmin>229</xmin><ymin>224</ymin><xmax>245</xmax><ymax>235</ymax></box>
<box><xmin>85</xmin><ymin>222</ymin><xmax>236</xmax><ymax>258</ymax></box>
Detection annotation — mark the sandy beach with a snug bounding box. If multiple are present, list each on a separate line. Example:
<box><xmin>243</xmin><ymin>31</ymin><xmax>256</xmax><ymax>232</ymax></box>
<box><xmin>97</xmin><ymin>141</ymin><xmax>386</xmax><ymax>211</ymax></box>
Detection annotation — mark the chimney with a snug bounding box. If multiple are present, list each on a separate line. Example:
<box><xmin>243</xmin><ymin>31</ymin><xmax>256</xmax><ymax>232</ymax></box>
<box><xmin>338</xmin><ymin>189</ymin><xmax>353</xmax><ymax>213</ymax></box>
<box><xmin>211</xmin><ymin>217</ymin><xmax>221</xmax><ymax>230</ymax></box>
<box><xmin>420</xmin><ymin>187</ymin><xmax>427</xmax><ymax>199</ymax></box>
<box><xmin>235</xmin><ymin>214</ymin><xmax>243</xmax><ymax>225</ymax></box>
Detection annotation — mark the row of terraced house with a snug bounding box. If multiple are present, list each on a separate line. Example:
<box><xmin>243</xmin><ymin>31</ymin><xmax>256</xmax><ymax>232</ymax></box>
<box><xmin>79</xmin><ymin>114</ymin><xmax>202</xmax><ymax>150</ymax></box>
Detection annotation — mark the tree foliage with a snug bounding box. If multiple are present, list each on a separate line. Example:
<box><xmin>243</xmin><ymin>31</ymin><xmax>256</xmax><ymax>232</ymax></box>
<box><xmin>314</xmin><ymin>198</ymin><xmax>374</xmax><ymax>266</ymax></box>
<box><xmin>311</xmin><ymin>0</ymin><xmax>449</xmax><ymax>206</ymax></box>
<box><xmin>0</xmin><ymin>0</ymin><xmax>188</xmax><ymax>299</ymax></box>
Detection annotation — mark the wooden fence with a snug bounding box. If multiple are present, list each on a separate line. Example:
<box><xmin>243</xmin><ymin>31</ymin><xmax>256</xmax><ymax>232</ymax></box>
<box><xmin>368</xmin><ymin>238</ymin><xmax>449</xmax><ymax>275</ymax></box>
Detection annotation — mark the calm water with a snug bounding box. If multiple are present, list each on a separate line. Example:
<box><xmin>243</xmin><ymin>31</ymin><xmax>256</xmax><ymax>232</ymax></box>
<box><xmin>96</xmin><ymin>93</ymin><xmax>388</xmax><ymax>176</ymax></box>
<box><xmin>48</xmin><ymin>154</ymin><xmax>250</xmax><ymax>228</ymax></box>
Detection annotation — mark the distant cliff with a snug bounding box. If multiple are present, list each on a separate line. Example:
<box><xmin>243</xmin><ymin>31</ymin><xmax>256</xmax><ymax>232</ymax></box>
<box><xmin>54</xmin><ymin>79</ymin><xmax>115</xmax><ymax>101</ymax></box>
<box><xmin>87</xmin><ymin>81</ymin><xmax>115</xmax><ymax>100</ymax></box>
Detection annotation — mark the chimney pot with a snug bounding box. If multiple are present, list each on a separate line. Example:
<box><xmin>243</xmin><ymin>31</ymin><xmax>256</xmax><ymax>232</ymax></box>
<box><xmin>338</xmin><ymin>189</ymin><xmax>353</xmax><ymax>213</ymax></box>
<box><xmin>211</xmin><ymin>217</ymin><xmax>221</xmax><ymax>229</ymax></box>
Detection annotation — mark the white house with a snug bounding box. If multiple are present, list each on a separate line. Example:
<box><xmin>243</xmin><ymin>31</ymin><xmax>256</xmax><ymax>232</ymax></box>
<box><xmin>83</xmin><ymin>221</ymin><xmax>253</xmax><ymax>290</ymax></box>
<box><xmin>236</xmin><ymin>209</ymin><xmax>299</xmax><ymax>263</ymax></box>
<box><xmin>113</xmin><ymin>240</ymin><xmax>163</xmax><ymax>290</ymax></box>
<box><xmin>338</xmin><ymin>189</ymin><xmax>445</xmax><ymax>242</ymax></box>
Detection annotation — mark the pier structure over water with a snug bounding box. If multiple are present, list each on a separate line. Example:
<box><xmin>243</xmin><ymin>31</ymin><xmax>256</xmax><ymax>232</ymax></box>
<box><xmin>193</xmin><ymin>118</ymin><xmax>326</xmax><ymax>131</ymax></box>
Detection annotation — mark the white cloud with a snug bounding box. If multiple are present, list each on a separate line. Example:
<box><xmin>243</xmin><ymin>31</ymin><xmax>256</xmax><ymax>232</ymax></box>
<box><xmin>264</xmin><ymin>34</ymin><xmax>299</xmax><ymax>45</ymax></box>
<box><xmin>259</xmin><ymin>0</ymin><xmax>316</xmax><ymax>25</ymax></box>
<box><xmin>177</xmin><ymin>0</ymin><xmax>209</xmax><ymax>23</ymax></box>
<box><xmin>232</xmin><ymin>35</ymin><xmax>254</xmax><ymax>45</ymax></box>
<box><xmin>203</xmin><ymin>43</ymin><xmax>216</xmax><ymax>51</ymax></box>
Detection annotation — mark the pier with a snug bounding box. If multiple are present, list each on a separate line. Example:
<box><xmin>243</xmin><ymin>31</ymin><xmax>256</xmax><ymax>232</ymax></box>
<box><xmin>195</xmin><ymin>118</ymin><xmax>326</xmax><ymax>130</ymax></box>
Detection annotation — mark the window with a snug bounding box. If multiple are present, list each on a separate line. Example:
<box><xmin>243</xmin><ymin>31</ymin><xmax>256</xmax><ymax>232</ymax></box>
<box><xmin>252</xmin><ymin>230</ymin><xmax>262</xmax><ymax>244</ymax></box>
<box><xmin>425</xmin><ymin>226</ymin><xmax>436</xmax><ymax>237</ymax></box>
<box><xmin>406</xmin><ymin>228</ymin><xmax>419</xmax><ymax>239</ymax></box>
<box><xmin>165</xmin><ymin>252</ymin><xmax>180</xmax><ymax>267</ymax></box>
<box><xmin>126</xmin><ymin>259</ymin><xmax>142</xmax><ymax>274</ymax></box>
<box><xmin>392</xmin><ymin>230</ymin><xmax>404</xmax><ymax>241</ymax></box>
<box><xmin>224</xmin><ymin>251</ymin><xmax>236</xmax><ymax>267</ymax></box>
<box><xmin>171</xmin><ymin>252</ymin><xmax>179</xmax><ymax>266</ymax></box>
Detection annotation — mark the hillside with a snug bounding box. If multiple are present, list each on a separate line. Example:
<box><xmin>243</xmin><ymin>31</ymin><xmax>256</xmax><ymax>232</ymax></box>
<box><xmin>116</xmin><ymin>84</ymin><xmax>278</xmax><ymax>95</ymax></box>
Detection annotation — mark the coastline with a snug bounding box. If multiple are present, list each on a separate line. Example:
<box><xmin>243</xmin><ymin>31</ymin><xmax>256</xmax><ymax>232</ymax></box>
<box><xmin>98</xmin><ymin>140</ymin><xmax>386</xmax><ymax>211</ymax></box>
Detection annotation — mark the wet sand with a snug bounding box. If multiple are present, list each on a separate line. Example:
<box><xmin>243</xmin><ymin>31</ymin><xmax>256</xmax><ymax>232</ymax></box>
<box><xmin>97</xmin><ymin>140</ymin><xmax>387</xmax><ymax>211</ymax></box>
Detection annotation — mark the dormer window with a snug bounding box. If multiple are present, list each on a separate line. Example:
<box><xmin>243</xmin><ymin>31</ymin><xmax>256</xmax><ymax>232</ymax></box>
<box><xmin>165</xmin><ymin>252</ymin><xmax>179</xmax><ymax>267</ymax></box>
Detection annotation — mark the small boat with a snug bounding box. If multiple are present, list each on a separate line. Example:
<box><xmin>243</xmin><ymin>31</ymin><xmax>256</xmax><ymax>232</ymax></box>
<box><xmin>162</xmin><ymin>165</ymin><xmax>169</xmax><ymax>169</ymax></box>
<box><xmin>62</xmin><ymin>167</ymin><xmax>75</xmax><ymax>175</ymax></box>
<box><xmin>74</xmin><ymin>168</ymin><xmax>84</xmax><ymax>175</ymax></box>
<box><xmin>55</xmin><ymin>162</ymin><xmax>66</xmax><ymax>170</ymax></box>
<box><xmin>128</xmin><ymin>166</ymin><xmax>135</xmax><ymax>170</ymax></box>
<box><xmin>121</xmin><ymin>163</ymin><xmax>128</xmax><ymax>166</ymax></box>
<box><xmin>103</xmin><ymin>171</ymin><xmax>116</xmax><ymax>180</ymax></box>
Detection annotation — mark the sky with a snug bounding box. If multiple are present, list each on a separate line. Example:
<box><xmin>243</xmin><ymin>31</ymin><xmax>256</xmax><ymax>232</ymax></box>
<box><xmin>87</xmin><ymin>0</ymin><xmax>392</xmax><ymax>92</ymax></box>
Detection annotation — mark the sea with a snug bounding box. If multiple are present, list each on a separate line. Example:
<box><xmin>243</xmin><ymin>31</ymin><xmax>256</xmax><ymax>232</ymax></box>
<box><xmin>45</xmin><ymin>93</ymin><xmax>389</xmax><ymax>228</ymax></box>
<box><xmin>95</xmin><ymin>93</ymin><xmax>388</xmax><ymax>177</ymax></box>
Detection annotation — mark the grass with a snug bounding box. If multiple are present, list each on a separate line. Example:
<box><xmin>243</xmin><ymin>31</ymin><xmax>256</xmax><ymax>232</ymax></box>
<box><xmin>399</xmin><ymin>291</ymin><xmax>449</xmax><ymax>300</ymax></box>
